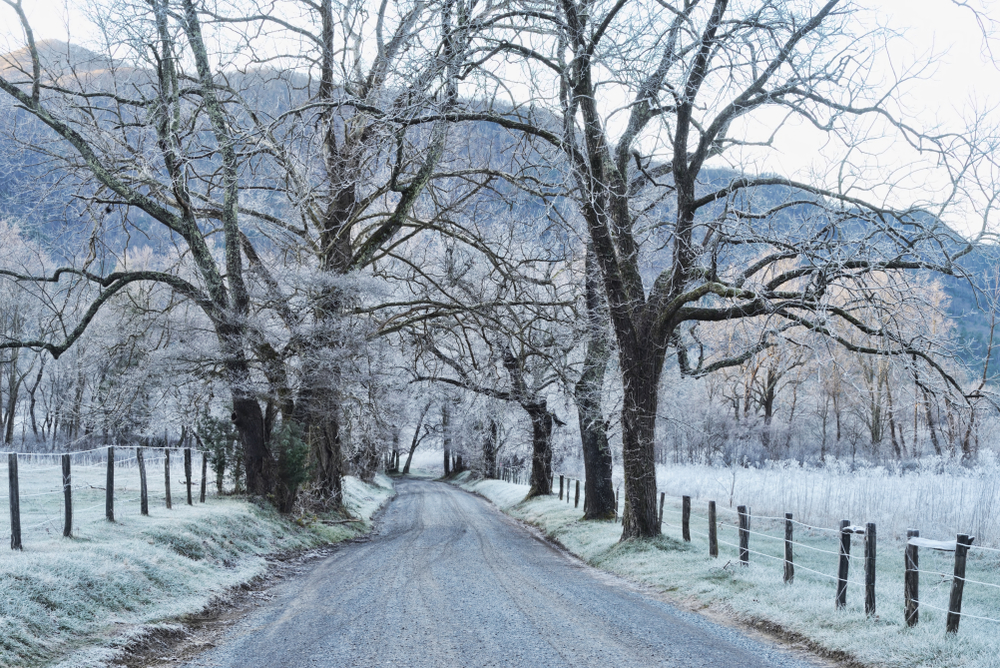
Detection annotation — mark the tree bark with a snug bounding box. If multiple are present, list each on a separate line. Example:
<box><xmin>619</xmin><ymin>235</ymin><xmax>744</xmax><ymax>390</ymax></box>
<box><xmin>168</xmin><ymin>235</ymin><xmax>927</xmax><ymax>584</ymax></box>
<box><xmin>442</xmin><ymin>402</ymin><xmax>452</xmax><ymax>476</ymax></box>
<box><xmin>619</xmin><ymin>346</ymin><xmax>663</xmax><ymax>538</ymax></box>
<box><xmin>482</xmin><ymin>418</ymin><xmax>499</xmax><ymax>479</ymax></box>
<box><xmin>527</xmin><ymin>407</ymin><xmax>554</xmax><ymax>497</ymax></box>
<box><xmin>402</xmin><ymin>401</ymin><xmax>431</xmax><ymax>475</ymax></box>
<box><xmin>575</xmin><ymin>247</ymin><xmax>615</xmax><ymax>519</ymax></box>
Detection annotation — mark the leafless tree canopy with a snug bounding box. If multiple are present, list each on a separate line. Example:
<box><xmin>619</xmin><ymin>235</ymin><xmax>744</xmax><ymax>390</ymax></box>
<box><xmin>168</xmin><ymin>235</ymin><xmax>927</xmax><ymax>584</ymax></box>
<box><xmin>0</xmin><ymin>0</ymin><xmax>998</xmax><ymax>530</ymax></box>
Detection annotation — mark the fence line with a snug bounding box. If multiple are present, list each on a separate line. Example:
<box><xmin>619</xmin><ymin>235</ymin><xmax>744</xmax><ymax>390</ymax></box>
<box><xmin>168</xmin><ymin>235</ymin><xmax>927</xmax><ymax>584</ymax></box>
<box><xmin>545</xmin><ymin>469</ymin><xmax>999</xmax><ymax>637</ymax></box>
<box><xmin>3</xmin><ymin>445</ymin><xmax>219</xmax><ymax>551</ymax></box>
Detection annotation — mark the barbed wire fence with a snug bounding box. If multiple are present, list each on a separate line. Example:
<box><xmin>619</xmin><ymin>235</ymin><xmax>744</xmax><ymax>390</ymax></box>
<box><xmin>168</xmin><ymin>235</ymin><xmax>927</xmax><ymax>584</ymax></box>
<box><xmin>3</xmin><ymin>445</ymin><xmax>217</xmax><ymax>550</ymax></box>
<box><xmin>543</xmin><ymin>470</ymin><xmax>1000</xmax><ymax>637</ymax></box>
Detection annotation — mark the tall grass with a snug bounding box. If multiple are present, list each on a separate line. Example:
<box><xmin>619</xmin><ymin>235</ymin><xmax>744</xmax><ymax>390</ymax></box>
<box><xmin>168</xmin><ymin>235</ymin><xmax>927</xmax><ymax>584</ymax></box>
<box><xmin>653</xmin><ymin>455</ymin><xmax>1000</xmax><ymax>545</ymax></box>
<box><xmin>555</xmin><ymin>454</ymin><xmax>1000</xmax><ymax>545</ymax></box>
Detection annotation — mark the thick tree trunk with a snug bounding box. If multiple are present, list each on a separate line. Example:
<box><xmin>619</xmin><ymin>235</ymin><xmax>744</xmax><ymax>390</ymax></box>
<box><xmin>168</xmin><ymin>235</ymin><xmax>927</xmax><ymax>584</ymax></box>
<box><xmin>231</xmin><ymin>396</ymin><xmax>272</xmax><ymax>497</ymax></box>
<box><xmin>575</xmin><ymin>247</ymin><xmax>615</xmax><ymax>519</ymax></box>
<box><xmin>619</xmin><ymin>349</ymin><xmax>662</xmax><ymax>539</ymax></box>
<box><xmin>295</xmin><ymin>384</ymin><xmax>345</xmax><ymax>504</ymax></box>
<box><xmin>526</xmin><ymin>407</ymin><xmax>554</xmax><ymax>497</ymax></box>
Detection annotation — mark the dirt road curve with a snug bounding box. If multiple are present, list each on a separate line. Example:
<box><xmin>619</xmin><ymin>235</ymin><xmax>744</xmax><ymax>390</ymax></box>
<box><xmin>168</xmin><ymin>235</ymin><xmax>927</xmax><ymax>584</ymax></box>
<box><xmin>179</xmin><ymin>479</ymin><xmax>827</xmax><ymax>668</ymax></box>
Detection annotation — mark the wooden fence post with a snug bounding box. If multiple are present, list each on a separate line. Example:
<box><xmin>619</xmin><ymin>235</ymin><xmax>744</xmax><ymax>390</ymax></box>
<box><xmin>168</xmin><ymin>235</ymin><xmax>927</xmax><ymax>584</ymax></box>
<box><xmin>184</xmin><ymin>447</ymin><xmax>193</xmax><ymax>505</ymax></box>
<box><xmin>658</xmin><ymin>492</ymin><xmax>665</xmax><ymax>527</ymax></box>
<box><xmin>708</xmin><ymin>501</ymin><xmax>718</xmax><ymax>558</ymax></box>
<box><xmin>62</xmin><ymin>454</ymin><xmax>72</xmax><ymax>537</ymax></box>
<box><xmin>615</xmin><ymin>487</ymin><xmax>620</xmax><ymax>523</ymax></box>
<box><xmin>137</xmin><ymin>448</ymin><xmax>148</xmax><ymax>516</ymax></box>
<box><xmin>559</xmin><ymin>475</ymin><xmax>564</xmax><ymax>500</ymax></box>
<box><xmin>200</xmin><ymin>452</ymin><xmax>208</xmax><ymax>503</ymax></box>
<box><xmin>836</xmin><ymin>519</ymin><xmax>850</xmax><ymax>609</ymax></box>
<box><xmin>784</xmin><ymin>513</ymin><xmax>794</xmax><ymax>583</ymax></box>
<box><xmin>165</xmin><ymin>450</ymin><xmax>172</xmax><ymax>509</ymax></box>
<box><xmin>105</xmin><ymin>446</ymin><xmax>115</xmax><ymax>522</ymax></box>
<box><xmin>865</xmin><ymin>522</ymin><xmax>876</xmax><ymax>616</ymax></box>
<box><xmin>947</xmin><ymin>533</ymin><xmax>975</xmax><ymax>634</ymax></box>
<box><xmin>905</xmin><ymin>528</ymin><xmax>919</xmax><ymax>627</ymax></box>
<box><xmin>9</xmin><ymin>453</ymin><xmax>21</xmax><ymax>550</ymax></box>
<box><xmin>575</xmin><ymin>479</ymin><xmax>580</xmax><ymax>508</ymax></box>
<box><xmin>738</xmin><ymin>505</ymin><xmax>749</xmax><ymax>565</ymax></box>
<box><xmin>682</xmin><ymin>495</ymin><xmax>691</xmax><ymax>542</ymax></box>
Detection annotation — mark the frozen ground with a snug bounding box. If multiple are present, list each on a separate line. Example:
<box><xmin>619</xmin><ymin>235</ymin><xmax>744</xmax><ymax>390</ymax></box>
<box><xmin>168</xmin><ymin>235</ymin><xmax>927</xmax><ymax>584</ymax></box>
<box><xmin>460</xmin><ymin>473</ymin><xmax>1000</xmax><ymax>668</ymax></box>
<box><xmin>0</xmin><ymin>450</ymin><xmax>393</xmax><ymax>668</ymax></box>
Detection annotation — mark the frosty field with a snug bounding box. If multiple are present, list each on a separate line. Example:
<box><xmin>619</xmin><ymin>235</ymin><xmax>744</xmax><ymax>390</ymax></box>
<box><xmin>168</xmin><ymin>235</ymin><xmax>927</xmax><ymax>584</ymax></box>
<box><xmin>0</xmin><ymin>449</ymin><xmax>393</xmax><ymax>668</ymax></box>
<box><xmin>459</xmin><ymin>470</ymin><xmax>1000</xmax><ymax>668</ymax></box>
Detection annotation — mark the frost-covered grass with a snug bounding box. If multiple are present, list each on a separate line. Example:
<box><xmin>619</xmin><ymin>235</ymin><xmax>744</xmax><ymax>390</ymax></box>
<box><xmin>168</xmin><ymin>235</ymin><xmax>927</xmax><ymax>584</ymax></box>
<box><xmin>458</xmin><ymin>473</ymin><xmax>1000</xmax><ymax>668</ymax></box>
<box><xmin>0</xmin><ymin>457</ymin><xmax>393</xmax><ymax>668</ymax></box>
<box><xmin>555</xmin><ymin>456</ymin><xmax>1000</xmax><ymax>547</ymax></box>
<box><xmin>655</xmin><ymin>458</ymin><xmax>1000</xmax><ymax>548</ymax></box>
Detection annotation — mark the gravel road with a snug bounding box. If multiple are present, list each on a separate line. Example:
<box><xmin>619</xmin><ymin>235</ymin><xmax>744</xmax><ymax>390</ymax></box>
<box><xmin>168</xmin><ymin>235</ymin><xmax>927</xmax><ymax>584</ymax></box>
<box><xmin>179</xmin><ymin>479</ymin><xmax>829</xmax><ymax>668</ymax></box>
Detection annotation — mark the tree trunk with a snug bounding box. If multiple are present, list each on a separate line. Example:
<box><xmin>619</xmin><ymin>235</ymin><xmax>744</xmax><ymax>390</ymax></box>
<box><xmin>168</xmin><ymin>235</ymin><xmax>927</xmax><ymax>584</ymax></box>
<box><xmin>231</xmin><ymin>396</ymin><xmax>272</xmax><ymax>497</ymax></box>
<box><xmin>482</xmin><ymin>418</ymin><xmax>499</xmax><ymax>479</ymax></box>
<box><xmin>575</xmin><ymin>247</ymin><xmax>615</xmax><ymax>518</ymax></box>
<box><xmin>402</xmin><ymin>402</ymin><xmax>431</xmax><ymax>475</ymax></box>
<box><xmin>442</xmin><ymin>402</ymin><xmax>452</xmax><ymax>476</ymax></box>
<box><xmin>922</xmin><ymin>387</ymin><xmax>942</xmax><ymax>456</ymax></box>
<box><xmin>619</xmin><ymin>348</ymin><xmax>662</xmax><ymax>539</ymax></box>
<box><xmin>4</xmin><ymin>375</ymin><xmax>17</xmax><ymax>445</ymax></box>
<box><xmin>526</xmin><ymin>406</ymin><xmax>554</xmax><ymax>497</ymax></box>
<box><xmin>294</xmin><ymin>347</ymin><xmax>346</xmax><ymax>506</ymax></box>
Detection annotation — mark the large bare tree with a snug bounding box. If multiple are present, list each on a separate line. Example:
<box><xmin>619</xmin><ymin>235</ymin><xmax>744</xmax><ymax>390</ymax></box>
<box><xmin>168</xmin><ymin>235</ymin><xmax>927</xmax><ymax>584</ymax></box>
<box><xmin>0</xmin><ymin>0</ymin><xmax>485</xmax><ymax>506</ymax></box>
<box><xmin>443</xmin><ymin>0</ymin><xmax>998</xmax><ymax>537</ymax></box>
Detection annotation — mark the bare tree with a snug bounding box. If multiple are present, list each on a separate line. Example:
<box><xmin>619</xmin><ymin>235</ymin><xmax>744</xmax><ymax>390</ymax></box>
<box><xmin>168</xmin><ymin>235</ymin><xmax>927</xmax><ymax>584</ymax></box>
<box><xmin>446</xmin><ymin>0</ymin><xmax>999</xmax><ymax>537</ymax></box>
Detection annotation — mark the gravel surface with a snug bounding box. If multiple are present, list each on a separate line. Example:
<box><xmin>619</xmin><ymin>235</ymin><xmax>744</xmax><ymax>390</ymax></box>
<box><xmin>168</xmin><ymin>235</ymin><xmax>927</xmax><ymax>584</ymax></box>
<box><xmin>178</xmin><ymin>479</ymin><xmax>830</xmax><ymax>668</ymax></box>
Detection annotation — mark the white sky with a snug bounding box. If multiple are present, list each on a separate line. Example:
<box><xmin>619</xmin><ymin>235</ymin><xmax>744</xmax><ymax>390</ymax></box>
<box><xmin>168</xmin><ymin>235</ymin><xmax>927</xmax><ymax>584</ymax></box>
<box><xmin>4</xmin><ymin>0</ymin><xmax>1000</xmax><ymax>234</ymax></box>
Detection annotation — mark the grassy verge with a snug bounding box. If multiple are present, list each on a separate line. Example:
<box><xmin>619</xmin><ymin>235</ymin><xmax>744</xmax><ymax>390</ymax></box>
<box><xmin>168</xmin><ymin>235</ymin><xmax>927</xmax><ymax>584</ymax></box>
<box><xmin>4</xmin><ymin>474</ymin><xmax>393</xmax><ymax>668</ymax></box>
<box><xmin>455</xmin><ymin>473</ymin><xmax>1000</xmax><ymax>668</ymax></box>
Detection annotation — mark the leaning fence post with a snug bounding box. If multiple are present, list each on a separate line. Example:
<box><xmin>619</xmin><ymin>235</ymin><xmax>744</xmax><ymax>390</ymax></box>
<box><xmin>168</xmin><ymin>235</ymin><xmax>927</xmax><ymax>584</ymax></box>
<box><xmin>137</xmin><ymin>447</ymin><xmax>148</xmax><ymax>516</ymax></box>
<box><xmin>905</xmin><ymin>528</ymin><xmax>919</xmax><ymax>626</ymax></box>
<box><xmin>658</xmin><ymin>492</ymin><xmax>665</xmax><ymax>527</ymax></box>
<box><xmin>784</xmin><ymin>513</ymin><xmax>794</xmax><ymax>583</ymax></box>
<box><xmin>62</xmin><ymin>454</ymin><xmax>72</xmax><ymax>537</ymax></box>
<box><xmin>200</xmin><ymin>452</ymin><xmax>208</xmax><ymax>503</ymax></box>
<box><xmin>9</xmin><ymin>453</ymin><xmax>21</xmax><ymax>550</ymax></box>
<box><xmin>106</xmin><ymin>446</ymin><xmax>115</xmax><ymax>522</ymax></box>
<box><xmin>682</xmin><ymin>495</ymin><xmax>691</xmax><ymax>542</ymax></box>
<box><xmin>738</xmin><ymin>505</ymin><xmax>749</xmax><ymax>565</ymax></box>
<box><xmin>836</xmin><ymin>519</ymin><xmax>850</xmax><ymax>609</ymax></box>
<box><xmin>184</xmin><ymin>447</ymin><xmax>193</xmax><ymax>505</ymax></box>
<box><xmin>865</xmin><ymin>522</ymin><xmax>876</xmax><ymax>616</ymax></box>
<box><xmin>165</xmin><ymin>449</ymin><xmax>172</xmax><ymax>509</ymax></box>
<box><xmin>708</xmin><ymin>501</ymin><xmax>718</xmax><ymax>558</ymax></box>
<box><xmin>947</xmin><ymin>533</ymin><xmax>975</xmax><ymax>634</ymax></box>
